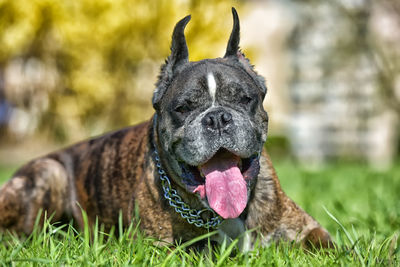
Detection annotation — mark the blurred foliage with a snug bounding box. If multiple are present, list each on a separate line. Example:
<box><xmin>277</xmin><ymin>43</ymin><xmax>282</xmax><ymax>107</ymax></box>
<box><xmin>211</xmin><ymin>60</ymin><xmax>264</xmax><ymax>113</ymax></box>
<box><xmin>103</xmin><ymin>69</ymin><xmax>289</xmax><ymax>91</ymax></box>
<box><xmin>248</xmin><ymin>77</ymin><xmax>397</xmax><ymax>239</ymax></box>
<box><xmin>0</xmin><ymin>0</ymin><xmax>241</xmax><ymax>141</ymax></box>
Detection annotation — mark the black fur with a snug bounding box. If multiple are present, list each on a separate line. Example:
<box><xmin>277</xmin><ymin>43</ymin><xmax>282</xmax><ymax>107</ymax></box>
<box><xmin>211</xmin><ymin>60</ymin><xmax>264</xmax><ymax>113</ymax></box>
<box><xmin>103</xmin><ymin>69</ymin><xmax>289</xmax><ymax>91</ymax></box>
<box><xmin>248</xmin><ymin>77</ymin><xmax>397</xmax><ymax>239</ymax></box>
<box><xmin>153</xmin><ymin>15</ymin><xmax>191</xmax><ymax>109</ymax></box>
<box><xmin>224</xmin><ymin>7</ymin><xmax>240</xmax><ymax>58</ymax></box>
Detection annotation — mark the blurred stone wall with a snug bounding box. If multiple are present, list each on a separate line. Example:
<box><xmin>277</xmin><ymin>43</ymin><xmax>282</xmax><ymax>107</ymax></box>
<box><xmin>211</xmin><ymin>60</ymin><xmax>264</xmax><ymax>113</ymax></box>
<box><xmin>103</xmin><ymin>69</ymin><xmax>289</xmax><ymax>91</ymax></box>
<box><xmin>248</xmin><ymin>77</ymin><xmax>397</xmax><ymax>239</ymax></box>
<box><xmin>287</xmin><ymin>0</ymin><xmax>399</xmax><ymax>168</ymax></box>
<box><xmin>242</xmin><ymin>0</ymin><xmax>400</xmax><ymax>167</ymax></box>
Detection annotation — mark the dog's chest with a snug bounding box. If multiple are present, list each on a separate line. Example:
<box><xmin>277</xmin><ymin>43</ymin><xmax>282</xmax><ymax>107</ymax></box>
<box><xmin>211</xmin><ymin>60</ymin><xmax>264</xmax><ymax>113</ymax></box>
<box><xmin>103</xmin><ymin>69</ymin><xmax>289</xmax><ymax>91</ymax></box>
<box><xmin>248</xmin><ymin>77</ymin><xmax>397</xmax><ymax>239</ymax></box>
<box><xmin>215</xmin><ymin>218</ymin><xmax>252</xmax><ymax>252</ymax></box>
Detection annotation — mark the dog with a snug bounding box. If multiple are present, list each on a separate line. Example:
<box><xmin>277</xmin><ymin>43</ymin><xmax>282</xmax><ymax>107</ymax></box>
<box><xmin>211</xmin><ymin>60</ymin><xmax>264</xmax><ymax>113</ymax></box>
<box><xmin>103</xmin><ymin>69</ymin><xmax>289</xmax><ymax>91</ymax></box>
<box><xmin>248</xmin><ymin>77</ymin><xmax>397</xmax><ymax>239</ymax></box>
<box><xmin>0</xmin><ymin>8</ymin><xmax>332</xmax><ymax>251</ymax></box>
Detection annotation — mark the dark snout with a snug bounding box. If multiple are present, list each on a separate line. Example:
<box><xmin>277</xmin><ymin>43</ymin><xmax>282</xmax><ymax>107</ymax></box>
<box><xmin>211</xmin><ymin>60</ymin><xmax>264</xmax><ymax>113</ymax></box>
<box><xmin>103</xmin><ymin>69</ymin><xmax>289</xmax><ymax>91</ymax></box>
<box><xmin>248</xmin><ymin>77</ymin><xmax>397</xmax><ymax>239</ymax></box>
<box><xmin>201</xmin><ymin>108</ymin><xmax>233</xmax><ymax>133</ymax></box>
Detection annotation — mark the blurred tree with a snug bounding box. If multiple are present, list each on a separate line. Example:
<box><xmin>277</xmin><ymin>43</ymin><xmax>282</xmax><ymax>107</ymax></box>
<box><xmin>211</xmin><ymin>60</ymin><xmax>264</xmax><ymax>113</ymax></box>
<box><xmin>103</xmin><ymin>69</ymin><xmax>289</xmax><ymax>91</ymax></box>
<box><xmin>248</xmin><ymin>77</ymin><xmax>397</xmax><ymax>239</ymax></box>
<box><xmin>0</xmin><ymin>0</ymin><xmax>241</xmax><ymax>142</ymax></box>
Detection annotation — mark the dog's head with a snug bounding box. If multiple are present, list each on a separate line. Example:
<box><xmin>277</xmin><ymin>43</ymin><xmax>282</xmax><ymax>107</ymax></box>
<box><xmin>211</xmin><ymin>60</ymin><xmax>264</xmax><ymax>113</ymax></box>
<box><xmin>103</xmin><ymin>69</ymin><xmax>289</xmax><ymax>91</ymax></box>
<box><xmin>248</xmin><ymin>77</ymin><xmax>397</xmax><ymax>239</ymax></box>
<box><xmin>152</xmin><ymin>8</ymin><xmax>268</xmax><ymax>219</ymax></box>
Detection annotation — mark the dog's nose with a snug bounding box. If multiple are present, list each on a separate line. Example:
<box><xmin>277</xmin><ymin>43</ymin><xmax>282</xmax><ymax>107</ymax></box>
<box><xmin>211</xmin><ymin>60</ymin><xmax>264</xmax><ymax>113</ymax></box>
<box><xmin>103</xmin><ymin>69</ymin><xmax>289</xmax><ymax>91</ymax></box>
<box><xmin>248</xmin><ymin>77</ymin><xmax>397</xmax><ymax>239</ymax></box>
<box><xmin>202</xmin><ymin>109</ymin><xmax>233</xmax><ymax>131</ymax></box>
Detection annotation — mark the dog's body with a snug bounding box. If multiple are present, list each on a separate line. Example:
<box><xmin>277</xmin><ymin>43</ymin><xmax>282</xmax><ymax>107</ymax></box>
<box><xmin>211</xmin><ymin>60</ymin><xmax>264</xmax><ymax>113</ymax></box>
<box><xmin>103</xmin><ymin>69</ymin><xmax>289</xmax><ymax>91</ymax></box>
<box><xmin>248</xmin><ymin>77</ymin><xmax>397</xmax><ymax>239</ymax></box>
<box><xmin>0</xmin><ymin>8</ymin><xmax>332</xmax><ymax>250</ymax></box>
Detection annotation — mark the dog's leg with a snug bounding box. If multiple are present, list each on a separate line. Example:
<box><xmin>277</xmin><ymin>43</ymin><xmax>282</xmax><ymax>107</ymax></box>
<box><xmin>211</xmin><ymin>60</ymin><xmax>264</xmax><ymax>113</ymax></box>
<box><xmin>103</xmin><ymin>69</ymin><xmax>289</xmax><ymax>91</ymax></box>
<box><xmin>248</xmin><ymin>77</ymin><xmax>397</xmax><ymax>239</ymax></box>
<box><xmin>0</xmin><ymin>158</ymin><xmax>70</xmax><ymax>234</ymax></box>
<box><xmin>246</xmin><ymin>154</ymin><xmax>334</xmax><ymax>249</ymax></box>
<box><xmin>277</xmin><ymin>197</ymin><xmax>334</xmax><ymax>249</ymax></box>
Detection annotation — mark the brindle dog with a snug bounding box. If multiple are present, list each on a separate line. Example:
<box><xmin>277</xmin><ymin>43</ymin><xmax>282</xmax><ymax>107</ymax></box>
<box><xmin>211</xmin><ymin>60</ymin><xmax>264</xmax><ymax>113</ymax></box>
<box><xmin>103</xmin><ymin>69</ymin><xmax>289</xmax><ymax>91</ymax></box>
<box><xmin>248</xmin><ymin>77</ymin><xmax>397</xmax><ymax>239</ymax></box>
<box><xmin>0</xmin><ymin>8</ymin><xmax>333</xmax><ymax>251</ymax></box>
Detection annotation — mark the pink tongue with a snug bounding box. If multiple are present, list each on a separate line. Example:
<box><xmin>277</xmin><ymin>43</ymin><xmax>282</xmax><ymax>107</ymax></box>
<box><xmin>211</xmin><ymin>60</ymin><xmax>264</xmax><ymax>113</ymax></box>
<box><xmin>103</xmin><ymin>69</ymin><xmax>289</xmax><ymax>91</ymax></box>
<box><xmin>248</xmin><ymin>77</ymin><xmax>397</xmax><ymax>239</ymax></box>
<box><xmin>200</xmin><ymin>152</ymin><xmax>247</xmax><ymax>219</ymax></box>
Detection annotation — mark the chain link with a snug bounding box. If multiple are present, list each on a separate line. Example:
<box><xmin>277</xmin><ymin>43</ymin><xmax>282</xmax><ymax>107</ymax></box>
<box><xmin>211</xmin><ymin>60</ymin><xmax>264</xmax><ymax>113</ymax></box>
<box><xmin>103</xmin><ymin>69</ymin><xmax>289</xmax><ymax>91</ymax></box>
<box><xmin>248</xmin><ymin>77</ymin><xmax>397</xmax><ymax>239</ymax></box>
<box><xmin>153</xmin><ymin>150</ymin><xmax>222</xmax><ymax>229</ymax></box>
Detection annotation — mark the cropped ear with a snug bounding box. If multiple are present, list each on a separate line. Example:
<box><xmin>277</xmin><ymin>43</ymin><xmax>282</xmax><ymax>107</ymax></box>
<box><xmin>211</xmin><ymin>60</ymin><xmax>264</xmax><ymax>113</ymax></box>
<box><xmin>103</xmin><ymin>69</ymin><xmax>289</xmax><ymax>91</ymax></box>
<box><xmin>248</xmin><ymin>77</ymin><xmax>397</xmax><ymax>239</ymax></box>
<box><xmin>224</xmin><ymin>7</ymin><xmax>267</xmax><ymax>97</ymax></box>
<box><xmin>153</xmin><ymin>15</ymin><xmax>191</xmax><ymax>110</ymax></box>
<box><xmin>224</xmin><ymin>7</ymin><xmax>240</xmax><ymax>58</ymax></box>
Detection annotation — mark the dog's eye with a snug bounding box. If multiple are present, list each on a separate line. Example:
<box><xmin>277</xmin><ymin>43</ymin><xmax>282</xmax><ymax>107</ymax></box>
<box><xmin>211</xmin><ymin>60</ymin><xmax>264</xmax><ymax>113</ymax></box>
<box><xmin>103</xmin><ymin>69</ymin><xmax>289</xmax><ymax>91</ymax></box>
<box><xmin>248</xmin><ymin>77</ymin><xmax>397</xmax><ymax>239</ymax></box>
<box><xmin>240</xmin><ymin>96</ymin><xmax>253</xmax><ymax>105</ymax></box>
<box><xmin>173</xmin><ymin>99</ymin><xmax>194</xmax><ymax>115</ymax></box>
<box><xmin>174</xmin><ymin>104</ymin><xmax>191</xmax><ymax>114</ymax></box>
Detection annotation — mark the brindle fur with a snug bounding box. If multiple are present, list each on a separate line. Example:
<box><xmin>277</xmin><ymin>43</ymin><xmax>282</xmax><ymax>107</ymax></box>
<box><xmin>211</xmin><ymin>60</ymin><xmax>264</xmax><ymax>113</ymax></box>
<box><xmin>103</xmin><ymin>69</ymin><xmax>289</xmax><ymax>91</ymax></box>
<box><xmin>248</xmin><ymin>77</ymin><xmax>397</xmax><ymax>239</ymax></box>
<box><xmin>0</xmin><ymin>117</ymin><xmax>332</xmax><ymax>248</ymax></box>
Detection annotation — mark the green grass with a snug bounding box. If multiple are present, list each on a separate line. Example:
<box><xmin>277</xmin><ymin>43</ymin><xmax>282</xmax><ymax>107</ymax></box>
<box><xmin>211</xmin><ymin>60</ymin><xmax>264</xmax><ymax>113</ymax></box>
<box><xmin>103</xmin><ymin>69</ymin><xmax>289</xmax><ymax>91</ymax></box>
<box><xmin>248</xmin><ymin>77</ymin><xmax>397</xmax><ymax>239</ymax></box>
<box><xmin>0</xmin><ymin>165</ymin><xmax>16</xmax><ymax>185</ymax></box>
<box><xmin>0</xmin><ymin>161</ymin><xmax>399</xmax><ymax>266</ymax></box>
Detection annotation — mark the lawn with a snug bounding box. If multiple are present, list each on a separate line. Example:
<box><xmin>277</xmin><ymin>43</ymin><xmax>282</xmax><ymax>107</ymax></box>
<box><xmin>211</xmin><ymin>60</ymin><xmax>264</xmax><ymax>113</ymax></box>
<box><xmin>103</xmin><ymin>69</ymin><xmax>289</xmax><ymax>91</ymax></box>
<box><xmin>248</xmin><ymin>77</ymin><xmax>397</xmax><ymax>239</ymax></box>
<box><xmin>0</xmin><ymin>160</ymin><xmax>399</xmax><ymax>266</ymax></box>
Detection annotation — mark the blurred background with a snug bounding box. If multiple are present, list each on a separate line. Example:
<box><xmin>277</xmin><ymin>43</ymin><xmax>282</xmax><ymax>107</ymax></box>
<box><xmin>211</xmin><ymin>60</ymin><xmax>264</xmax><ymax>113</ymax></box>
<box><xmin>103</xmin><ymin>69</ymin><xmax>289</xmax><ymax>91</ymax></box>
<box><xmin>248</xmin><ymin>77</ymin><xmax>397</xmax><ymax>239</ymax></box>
<box><xmin>0</xmin><ymin>0</ymin><xmax>399</xmax><ymax>169</ymax></box>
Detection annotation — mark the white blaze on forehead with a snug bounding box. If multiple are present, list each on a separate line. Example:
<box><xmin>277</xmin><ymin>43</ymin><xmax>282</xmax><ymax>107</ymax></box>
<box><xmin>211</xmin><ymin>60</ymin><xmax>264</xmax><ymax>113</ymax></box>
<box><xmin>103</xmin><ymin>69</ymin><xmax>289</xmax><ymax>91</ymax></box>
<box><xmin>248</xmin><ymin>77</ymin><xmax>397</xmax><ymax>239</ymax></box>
<box><xmin>207</xmin><ymin>72</ymin><xmax>217</xmax><ymax>103</ymax></box>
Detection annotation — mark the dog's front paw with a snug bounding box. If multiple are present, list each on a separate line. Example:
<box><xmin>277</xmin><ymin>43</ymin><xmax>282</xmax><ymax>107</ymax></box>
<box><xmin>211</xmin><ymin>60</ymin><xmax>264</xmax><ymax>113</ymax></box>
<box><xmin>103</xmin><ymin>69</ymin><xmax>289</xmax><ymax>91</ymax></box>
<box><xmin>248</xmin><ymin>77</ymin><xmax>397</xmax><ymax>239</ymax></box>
<box><xmin>302</xmin><ymin>227</ymin><xmax>335</xmax><ymax>250</ymax></box>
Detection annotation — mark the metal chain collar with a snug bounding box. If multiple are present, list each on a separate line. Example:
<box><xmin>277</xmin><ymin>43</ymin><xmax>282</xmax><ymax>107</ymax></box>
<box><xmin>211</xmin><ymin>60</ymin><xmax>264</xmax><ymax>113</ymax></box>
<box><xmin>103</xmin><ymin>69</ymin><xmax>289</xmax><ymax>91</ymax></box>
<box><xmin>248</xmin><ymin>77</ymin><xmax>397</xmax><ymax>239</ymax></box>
<box><xmin>153</xmin><ymin>150</ymin><xmax>222</xmax><ymax>229</ymax></box>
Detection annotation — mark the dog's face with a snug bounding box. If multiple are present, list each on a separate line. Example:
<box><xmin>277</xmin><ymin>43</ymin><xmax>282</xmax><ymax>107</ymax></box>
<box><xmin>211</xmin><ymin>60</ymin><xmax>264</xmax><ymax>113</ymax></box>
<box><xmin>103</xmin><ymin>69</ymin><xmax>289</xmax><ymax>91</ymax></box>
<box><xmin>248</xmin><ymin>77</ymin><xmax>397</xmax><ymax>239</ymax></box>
<box><xmin>153</xmin><ymin>9</ymin><xmax>268</xmax><ymax>219</ymax></box>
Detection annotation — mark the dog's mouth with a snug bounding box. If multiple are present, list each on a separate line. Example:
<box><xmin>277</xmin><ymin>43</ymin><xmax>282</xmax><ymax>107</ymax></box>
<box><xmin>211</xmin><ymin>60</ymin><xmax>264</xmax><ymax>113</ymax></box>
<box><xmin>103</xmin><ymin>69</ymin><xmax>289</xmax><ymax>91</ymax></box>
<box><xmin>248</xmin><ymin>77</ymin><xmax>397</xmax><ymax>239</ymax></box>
<box><xmin>179</xmin><ymin>148</ymin><xmax>260</xmax><ymax>219</ymax></box>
